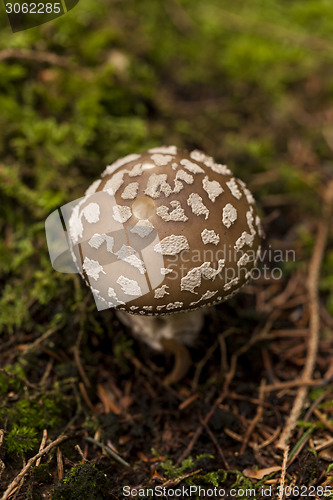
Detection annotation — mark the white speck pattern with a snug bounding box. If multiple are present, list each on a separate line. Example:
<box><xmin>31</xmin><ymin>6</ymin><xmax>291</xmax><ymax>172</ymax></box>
<box><xmin>238</xmin><ymin>179</ymin><xmax>255</xmax><ymax>204</ymax></box>
<box><xmin>201</xmin><ymin>229</ymin><xmax>220</xmax><ymax>245</ymax></box>
<box><xmin>226</xmin><ymin>178</ymin><xmax>242</xmax><ymax>200</ymax></box>
<box><xmin>102</xmin><ymin>154</ymin><xmax>141</xmax><ymax>177</ymax></box>
<box><xmin>175</xmin><ymin>169</ymin><xmax>194</xmax><ymax>184</ymax></box>
<box><xmin>88</xmin><ymin>233</ymin><xmax>115</xmax><ymax>253</ymax></box>
<box><xmin>190</xmin><ymin>290</ymin><xmax>218</xmax><ymax>306</ymax></box>
<box><xmin>112</xmin><ymin>205</ymin><xmax>132</xmax><ymax>223</ymax></box>
<box><xmin>234</xmin><ymin>231</ymin><xmax>255</xmax><ymax>251</ymax></box>
<box><xmin>145</xmin><ymin>174</ymin><xmax>172</xmax><ymax>198</ymax></box>
<box><xmin>166</xmin><ymin>301</ymin><xmax>183</xmax><ymax>310</ymax></box>
<box><xmin>246</xmin><ymin>207</ymin><xmax>255</xmax><ymax>234</ymax></box>
<box><xmin>237</xmin><ymin>253</ymin><xmax>250</xmax><ymax>267</ymax></box>
<box><xmin>130</xmin><ymin>219</ymin><xmax>154</xmax><ymax>238</ymax></box>
<box><xmin>161</xmin><ymin>268</ymin><xmax>173</xmax><ymax>275</ymax></box>
<box><xmin>103</xmin><ymin>170</ymin><xmax>128</xmax><ymax>195</ymax></box>
<box><xmin>104</xmin><ymin>235</ymin><xmax>115</xmax><ymax>253</ymax></box>
<box><xmin>187</xmin><ymin>193</ymin><xmax>209</xmax><ymax>219</ymax></box>
<box><xmin>117</xmin><ymin>276</ymin><xmax>142</xmax><ymax>296</ymax></box>
<box><xmin>128</xmin><ymin>163</ymin><xmax>143</xmax><ymax>177</ymax></box>
<box><xmin>82</xmin><ymin>203</ymin><xmax>100</xmax><ymax>223</ymax></box>
<box><xmin>149</xmin><ymin>146</ymin><xmax>177</xmax><ymax>155</ymax></box>
<box><xmin>154</xmin><ymin>285</ymin><xmax>169</xmax><ymax>299</ymax></box>
<box><xmin>181</xmin><ymin>260</ymin><xmax>225</xmax><ymax>294</ymax></box>
<box><xmin>115</xmin><ymin>245</ymin><xmax>146</xmax><ymax>274</ymax></box>
<box><xmin>222</xmin><ymin>203</ymin><xmax>238</xmax><ymax>228</ymax></box>
<box><xmin>150</xmin><ymin>154</ymin><xmax>173</xmax><ymax>166</ymax></box>
<box><xmin>83</xmin><ymin>257</ymin><xmax>106</xmax><ymax>281</ymax></box>
<box><xmin>207</xmin><ymin>162</ymin><xmax>232</xmax><ymax>176</ymax></box>
<box><xmin>154</xmin><ymin>235</ymin><xmax>189</xmax><ymax>255</ymax></box>
<box><xmin>180</xmin><ymin>158</ymin><xmax>205</xmax><ymax>174</ymax></box>
<box><xmin>69</xmin><ymin>204</ymin><xmax>84</xmax><ymax>244</ymax></box>
<box><xmin>156</xmin><ymin>200</ymin><xmax>188</xmax><ymax>222</ymax></box>
<box><xmin>88</xmin><ymin>233</ymin><xmax>105</xmax><ymax>249</ymax></box>
<box><xmin>233</xmin><ymin>208</ymin><xmax>257</xmax><ymax>251</ymax></box>
<box><xmin>224</xmin><ymin>277</ymin><xmax>240</xmax><ymax>291</ymax></box>
<box><xmin>121</xmin><ymin>182</ymin><xmax>139</xmax><ymax>200</ymax></box>
<box><xmin>88</xmin><ymin>233</ymin><xmax>115</xmax><ymax>252</ymax></box>
<box><xmin>190</xmin><ymin>150</ymin><xmax>212</xmax><ymax>164</ymax></box>
<box><xmin>202</xmin><ymin>176</ymin><xmax>223</xmax><ymax>202</ymax></box>
<box><xmin>256</xmin><ymin>215</ymin><xmax>265</xmax><ymax>238</ymax></box>
<box><xmin>108</xmin><ymin>287</ymin><xmax>125</xmax><ymax>305</ymax></box>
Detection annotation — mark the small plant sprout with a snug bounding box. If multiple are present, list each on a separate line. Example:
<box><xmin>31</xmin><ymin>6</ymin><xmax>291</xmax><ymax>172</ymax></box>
<box><xmin>67</xmin><ymin>146</ymin><xmax>263</xmax><ymax>383</ymax></box>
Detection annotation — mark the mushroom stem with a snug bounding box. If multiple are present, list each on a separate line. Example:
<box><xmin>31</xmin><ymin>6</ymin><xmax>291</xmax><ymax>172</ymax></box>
<box><xmin>160</xmin><ymin>338</ymin><xmax>192</xmax><ymax>385</ymax></box>
<box><xmin>115</xmin><ymin>309</ymin><xmax>205</xmax><ymax>351</ymax></box>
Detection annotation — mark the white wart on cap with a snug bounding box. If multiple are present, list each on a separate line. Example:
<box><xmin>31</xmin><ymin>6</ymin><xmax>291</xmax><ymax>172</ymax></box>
<box><xmin>68</xmin><ymin>146</ymin><xmax>263</xmax><ymax>315</ymax></box>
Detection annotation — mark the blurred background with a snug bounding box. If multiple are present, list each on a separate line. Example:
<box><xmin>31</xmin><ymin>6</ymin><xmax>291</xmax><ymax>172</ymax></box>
<box><xmin>0</xmin><ymin>0</ymin><xmax>333</xmax><ymax>497</ymax></box>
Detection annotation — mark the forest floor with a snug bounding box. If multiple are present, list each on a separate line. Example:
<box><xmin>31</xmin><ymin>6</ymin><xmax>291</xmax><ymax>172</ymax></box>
<box><xmin>0</xmin><ymin>0</ymin><xmax>333</xmax><ymax>498</ymax></box>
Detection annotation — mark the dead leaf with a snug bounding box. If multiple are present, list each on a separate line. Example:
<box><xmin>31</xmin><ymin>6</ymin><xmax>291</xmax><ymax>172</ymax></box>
<box><xmin>243</xmin><ymin>465</ymin><xmax>281</xmax><ymax>480</ymax></box>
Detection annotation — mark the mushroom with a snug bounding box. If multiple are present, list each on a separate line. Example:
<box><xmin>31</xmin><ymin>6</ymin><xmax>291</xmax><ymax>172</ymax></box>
<box><xmin>68</xmin><ymin>146</ymin><xmax>263</xmax><ymax>383</ymax></box>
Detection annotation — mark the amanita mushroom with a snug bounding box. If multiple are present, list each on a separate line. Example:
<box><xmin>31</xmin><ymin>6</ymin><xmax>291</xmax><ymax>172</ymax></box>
<box><xmin>68</xmin><ymin>146</ymin><xmax>263</xmax><ymax>383</ymax></box>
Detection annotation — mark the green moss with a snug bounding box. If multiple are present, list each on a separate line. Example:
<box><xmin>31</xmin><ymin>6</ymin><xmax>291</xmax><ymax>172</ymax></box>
<box><xmin>6</xmin><ymin>424</ymin><xmax>38</xmax><ymax>456</ymax></box>
<box><xmin>52</xmin><ymin>463</ymin><xmax>110</xmax><ymax>500</ymax></box>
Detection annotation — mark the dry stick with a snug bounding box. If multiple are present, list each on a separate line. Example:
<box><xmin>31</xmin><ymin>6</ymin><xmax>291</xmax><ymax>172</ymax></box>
<box><xmin>56</xmin><ymin>447</ymin><xmax>64</xmax><ymax>481</ymax></box>
<box><xmin>21</xmin><ymin>326</ymin><xmax>60</xmax><ymax>357</ymax></box>
<box><xmin>258</xmin><ymin>426</ymin><xmax>281</xmax><ymax>450</ymax></box>
<box><xmin>73</xmin><ymin>346</ymin><xmax>91</xmax><ymax>389</ymax></box>
<box><xmin>277</xmin><ymin>181</ymin><xmax>333</xmax><ymax>450</ymax></box>
<box><xmin>35</xmin><ymin>429</ymin><xmax>48</xmax><ymax>467</ymax></box>
<box><xmin>263</xmin><ymin>377</ymin><xmax>329</xmax><ymax>392</ymax></box>
<box><xmin>200</xmin><ymin>417</ymin><xmax>229</xmax><ymax>469</ymax></box>
<box><xmin>74</xmin><ymin>324</ymin><xmax>91</xmax><ymax>389</ymax></box>
<box><xmin>75</xmin><ymin>444</ymin><xmax>86</xmax><ymax>462</ymax></box>
<box><xmin>315</xmin><ymin>437</ymin><xmax>333</xmax><ymax>453</ymax></box>
<box><xmin>313</xmin><ymin>408</ymin><xmax>333</xmax><ymax>433</ymax></box>
<box><xmin>1</xmin><ymin>434</ymin><xmax>69</xmax><ymax>500</ymax></box>
<box><xmin>11</xmin><ymin>458</ymin><xmax>26</xmax><ymax>500</ymax></box>
<box><xmin>277</xmin><ymin>445</ymin><xmax>289</xmax><ymax>500</ymax></box>
<box><xmin>83</xmin><ymin>436</ymin><xmax>130</xmax><ymax>468</ymax></box>
<box><xmin>240</xmin><ymin>379</ymin><xmax>266</xmax><ymax>455</ymax></box>
<box><xmin>79</xmin><ymin>382</ymin><xmax>96</xmax><ymax>414</ymax></box>
<box><xmin>191</xmin><ymin>339</ymin><xmax>220</xmax><ymax>391</ymax></box>
<box><xmin>0</xmin><ymin>430</ymin><xmax>4</xmax><ymax>482</ymax></box>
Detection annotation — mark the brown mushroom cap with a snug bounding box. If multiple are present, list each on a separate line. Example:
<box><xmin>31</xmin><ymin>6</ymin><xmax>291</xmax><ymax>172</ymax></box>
<box><xmin>68</xmin><ymin>146</ymin><xmax>263</xmax><ymax>314</ymax></box>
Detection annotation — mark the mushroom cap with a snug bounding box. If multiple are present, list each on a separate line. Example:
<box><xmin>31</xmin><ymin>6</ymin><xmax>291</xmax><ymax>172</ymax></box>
<box><xmin>68</xmin><ymin>146</ymin><xmax>263</xmax><ymax>315</ymax></box>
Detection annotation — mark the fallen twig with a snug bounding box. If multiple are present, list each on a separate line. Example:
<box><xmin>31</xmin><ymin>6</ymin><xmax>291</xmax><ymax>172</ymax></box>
<box><xmin>277</xmin><ymin>445</ymin><xmax>289</xmax><ymax>500</ymax></box>
<box><xmin>277</xmin><ymin>181</ymin><xmax>333</xmax><ymax>449</ymax></box>
<box><xmin>83</xmin><ymin>436</ymin><xmax>130</xmax><ymax>468</ymax></box>
<box><xmin>35</xmin><ymin>429</ymin><xmax>48</xmax><ymax>467</ymax></box>
<box><xmin>1</xmin><ymin>434</ymin><xmax>70</xmax><ymax>500</ymax></box>
<box><xmin>200</xmin><ymin>417</ymin><xmax>229</xmax><ymax>469</ymax></box>
<box><xmin>240</xmin><ymin>379</ymin><xmax>266</xmax><ymax>454</ymax></box>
